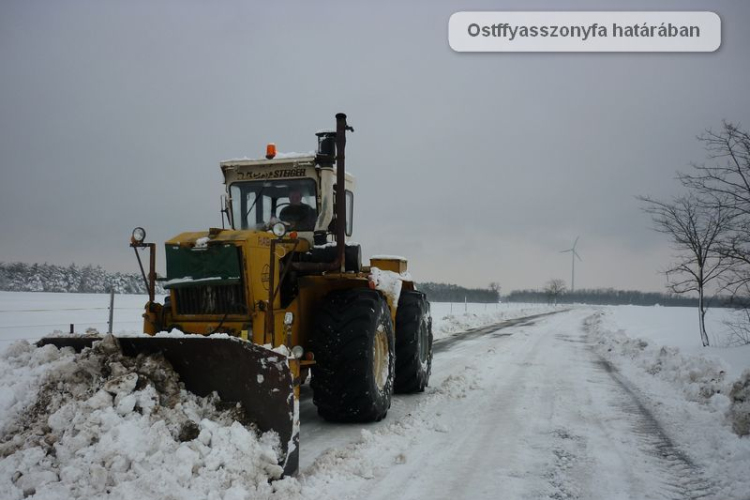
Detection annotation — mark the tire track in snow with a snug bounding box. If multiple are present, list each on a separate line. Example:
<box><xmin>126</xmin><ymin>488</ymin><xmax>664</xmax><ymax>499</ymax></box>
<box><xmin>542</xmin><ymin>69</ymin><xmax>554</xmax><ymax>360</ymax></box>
<box><xmin>592</xmin><ymin>357</ymin><xmax>718</xmax><ymax>500</ymax></box>
<box><xmin>432</xmin><ymin>309</ymin><xmax>567</xmax><ymax>353</ymax></box>
<box><xmin>300</xmin><ymin>308</ymin><xmax>722</xmax><ymax>500</ymax></box>
<box><xmin>535</xmin><ymin>318</ymin><xmax>721</xmax><ymax>500</ymax></box>
<box><xmin>298</xmin><ymin>308</ymin><xmax>576</xmax><ymax>499</ymax></box>
<box><xmin>297</xmin><ymin>310</ymin><xmax>562</xmax><ymax>471</ymax></box>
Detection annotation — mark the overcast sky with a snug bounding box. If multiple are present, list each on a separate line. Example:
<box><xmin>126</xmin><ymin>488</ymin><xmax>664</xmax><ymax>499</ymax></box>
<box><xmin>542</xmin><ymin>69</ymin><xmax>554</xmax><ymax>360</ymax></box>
<box><xmin>1</xmin><ymin>0</ymin><xmax>749</xmax><ymax>292</ymax></box>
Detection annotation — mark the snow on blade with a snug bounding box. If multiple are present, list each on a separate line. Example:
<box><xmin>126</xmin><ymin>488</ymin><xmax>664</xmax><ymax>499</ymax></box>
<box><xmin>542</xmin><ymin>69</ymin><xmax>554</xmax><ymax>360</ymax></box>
<box><xmin>161</xmin><ymin>276</ymin><xmax>231</xmax><ymax>287</ymax></box>
<box><xmin>0</xmin><ymin>336</ymin><xmax>296</xmax><ymax>500</ymax></box>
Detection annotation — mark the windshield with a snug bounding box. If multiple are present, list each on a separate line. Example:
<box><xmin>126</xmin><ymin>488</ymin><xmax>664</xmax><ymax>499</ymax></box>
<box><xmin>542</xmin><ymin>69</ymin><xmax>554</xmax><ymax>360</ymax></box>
<box><xmin>230</xmin><ymin>179</ymin><xmax>318</xmax><ymax>231</ymax></box>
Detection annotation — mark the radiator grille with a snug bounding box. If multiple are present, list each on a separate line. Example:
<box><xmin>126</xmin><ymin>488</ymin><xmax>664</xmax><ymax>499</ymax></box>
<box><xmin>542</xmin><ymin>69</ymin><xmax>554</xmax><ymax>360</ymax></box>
<box><xmin>174</xmin><ymin>283</ymin><xmax>247</xmax><ymax>315</ymax></box>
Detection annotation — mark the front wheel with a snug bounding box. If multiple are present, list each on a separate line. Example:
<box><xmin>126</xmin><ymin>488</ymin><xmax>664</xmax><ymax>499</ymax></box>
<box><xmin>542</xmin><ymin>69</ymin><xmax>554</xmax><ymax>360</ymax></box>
<box><xmin>311</xmin><ymin>289</ymin><xmax>395</xmax><ymax>422</ymax></box>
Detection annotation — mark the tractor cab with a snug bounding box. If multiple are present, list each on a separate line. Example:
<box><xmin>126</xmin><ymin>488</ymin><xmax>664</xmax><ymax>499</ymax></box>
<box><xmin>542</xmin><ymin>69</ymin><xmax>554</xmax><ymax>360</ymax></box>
<box><xmin>221</xmin><ymin>148</ymin><xmax>354</xmax><ymax>246</ymax></box>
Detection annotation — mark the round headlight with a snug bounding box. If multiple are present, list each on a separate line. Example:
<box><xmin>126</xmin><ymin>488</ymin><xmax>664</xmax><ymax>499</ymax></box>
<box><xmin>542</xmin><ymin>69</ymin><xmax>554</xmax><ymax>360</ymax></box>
<box><xmin>272</xmin><ymin>222</ymin><xmax>287</xmax><ymax>238</ymax></box>
<box><xmin>291</xmin><ymin>345</ymin><xmax>304</xmax><ymax>359</ymax></box>
<box><xmin>132</xmin><ymin>227</ymin><xmax>146</xmax><ymax>243</ymax></box>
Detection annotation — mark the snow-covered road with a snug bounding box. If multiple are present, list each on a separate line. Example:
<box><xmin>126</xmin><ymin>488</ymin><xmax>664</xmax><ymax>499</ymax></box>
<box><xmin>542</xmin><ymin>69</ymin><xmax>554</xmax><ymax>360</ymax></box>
<box><xmin>297</xmin><ymin>308</ymin><xmax>719</xmax><ymax>500</ymax></box>
<box><xmin>296</xmin><ymin>310</ymin><xmax>562</xmax><ymax>472</ymax></box>
<box><xmin>2</xmin><ymin>301</ymin><xmax>747</xmax><ymax>500</ymax></box>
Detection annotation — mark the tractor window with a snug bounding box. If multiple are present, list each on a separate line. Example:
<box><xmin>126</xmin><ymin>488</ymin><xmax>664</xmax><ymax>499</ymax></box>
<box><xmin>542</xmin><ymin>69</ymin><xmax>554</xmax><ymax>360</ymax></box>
<box><xmin>229</xmin><ymin>179</ymin><xmax>318</xmax><ymax>231</ymax></box>
<box><xmin>333</xmin><ymin>186</ymin><xmax>354</xmax><ymax>237</ymax></box>
<box><xmin>345</xmin><ymin>190</ymin><xmax>353</xmax><ymax>236</ymax></box>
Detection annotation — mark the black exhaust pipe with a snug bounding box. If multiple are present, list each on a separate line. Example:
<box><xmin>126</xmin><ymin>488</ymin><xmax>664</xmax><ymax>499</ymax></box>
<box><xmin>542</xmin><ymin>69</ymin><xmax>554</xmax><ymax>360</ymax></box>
<box><xmin>335</xmin><ymin>112</ymin><xmax>349</xmax><ymax>272</ymax></box>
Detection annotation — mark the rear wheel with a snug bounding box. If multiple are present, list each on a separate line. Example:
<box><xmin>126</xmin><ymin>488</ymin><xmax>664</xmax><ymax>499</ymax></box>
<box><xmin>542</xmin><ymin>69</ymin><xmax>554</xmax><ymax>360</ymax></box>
<box><xmin>394</xmin><ymin>291</ymin><xmax>433</xmax><ymax>393</ymax></box>
<box><xmin>311</xmin><ymin>289</ymin><xmax>394</xmax><ymax>422</ymax></box>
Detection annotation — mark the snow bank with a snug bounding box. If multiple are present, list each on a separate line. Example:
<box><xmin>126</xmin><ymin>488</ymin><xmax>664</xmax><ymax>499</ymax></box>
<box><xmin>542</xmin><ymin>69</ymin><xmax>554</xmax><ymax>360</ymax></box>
<box><xmin>431</xmin><ymin>303</ymin><xmax>560</xmax><ymax>341</ymax></box>
<box><xmin>598</xmin><ymin>305</ymin><xmax>750</xmax><ymax>377</ymax></box>
<box><xmin>0</xmin><ymin>336</ymin><xmax>296</xmax><ymax>500</ymax></box>
<box><xmin>586</xmin><ymin>310</ymin><xmax>750</xmax><ymax>499</ymax></box>
<box><xmin>588</xmin><ymin>308</ymin><xmax>750</xmax><ymax>436</ymax></box>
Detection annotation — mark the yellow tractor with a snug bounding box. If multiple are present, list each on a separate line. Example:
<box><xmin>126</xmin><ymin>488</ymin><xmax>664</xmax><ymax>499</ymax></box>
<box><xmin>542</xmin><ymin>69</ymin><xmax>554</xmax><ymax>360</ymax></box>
<box><xmin>41</xmin><ymin>113</ymin><xmax>433</xmax><ymax>475</ymax></box>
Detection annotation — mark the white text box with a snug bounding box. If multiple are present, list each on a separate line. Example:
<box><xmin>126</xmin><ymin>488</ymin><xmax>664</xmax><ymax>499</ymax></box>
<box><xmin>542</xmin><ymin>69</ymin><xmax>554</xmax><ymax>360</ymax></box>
<box><xmin>449</xmin><ymin>12</ymin><xmax>721</xmax><ymax>52</ymax></box>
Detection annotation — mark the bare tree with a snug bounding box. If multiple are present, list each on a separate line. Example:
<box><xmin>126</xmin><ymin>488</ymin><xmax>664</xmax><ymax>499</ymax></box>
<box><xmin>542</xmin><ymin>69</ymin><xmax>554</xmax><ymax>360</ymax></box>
<box><xmin>638</xmin><ymin>193</ymin><xmax>733</xmax><ymax>346</ymax></box>
<box><xmin>679</xmin><ymin>123</ymin><xmax>749</xmax><ymax>263</ymax></box>
<box><xmin>544</xmin><ymin>279</ymin><xmax>566</xmax><ymax>306</ymax></box>
<box><xmin>489</xmin><ymin>282</ymin><xmax>501</xmax><ymax>301</ymax></box>
<box><xmin>675</xmin><ymin>122</ymin><xmax>750</xmax><ymax>344</ymax></box>
<box><xmin>679</xmin><ymin>123</ymin><xmax>750</xmax><ymax>216</ymax></box>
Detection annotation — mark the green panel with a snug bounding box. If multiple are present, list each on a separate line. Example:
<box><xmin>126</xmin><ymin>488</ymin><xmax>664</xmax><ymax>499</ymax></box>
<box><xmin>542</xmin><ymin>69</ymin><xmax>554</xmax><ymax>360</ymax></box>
<box><xmin>165</xmin><ymin>244</ymin><xmax>242</xmax><ymax>289</ymax></box>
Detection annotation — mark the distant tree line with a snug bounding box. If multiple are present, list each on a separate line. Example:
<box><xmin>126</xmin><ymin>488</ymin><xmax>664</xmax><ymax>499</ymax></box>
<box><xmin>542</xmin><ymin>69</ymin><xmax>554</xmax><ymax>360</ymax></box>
<box><xmin>419</xmin><ymin>282</ymin><xmax>500</xmax><ymax>303</ymax></box>
<box><xmin>504</xmin><ymin>287</ymin><xmax>741</xmax><ymax>307</ymax></box>
<box><xmin>0</xmin><ymin>261</ymin><xmax>153</xmax><ymax>294</ymax></box>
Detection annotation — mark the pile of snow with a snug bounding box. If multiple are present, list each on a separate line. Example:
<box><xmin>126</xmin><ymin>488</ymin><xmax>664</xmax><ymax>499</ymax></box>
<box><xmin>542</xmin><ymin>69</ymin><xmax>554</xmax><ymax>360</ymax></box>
<box><xmin>586</xmin><ymin>309</ymin><xmax>750</xmax><ymax>436</ymax></box>
<box><xmin>585</xmin><ymin>309</ymin><xmax>750</xmax><ymax>499</ymax></box>
<box><xmin>368</xmin><ymin>267</ymin><xmax>409</xmax><ymax>307</ymax></box>
<box><xmin>730</xmin><ymin>374</ymin><xmax>750</xmax><ymax>436</ymax></box>
<box><xmin>0</xmin><ymin>336</ymin><xmax>297</xmax><ymax>500</ymax></box>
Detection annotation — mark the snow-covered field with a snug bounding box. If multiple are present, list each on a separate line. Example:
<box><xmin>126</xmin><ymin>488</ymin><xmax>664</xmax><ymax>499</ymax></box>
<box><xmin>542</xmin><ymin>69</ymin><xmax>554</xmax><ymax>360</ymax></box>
<box><xmin>0</xmin><ymin>291</ymin><xmax>552</xmax><ymax>351</ymax></box>
<box><xmin>598</xmin><ymin>305</ymin><xmax>750</xmax><ymax>378</ymax></box>
<box><xmin>1</xmin><ymin>292</ymin><xmax>748</xmax><ymax>499</ymax></box>
<box><xmin>0</xmin><ymin>292</ymin><xmax>168</xmax><ymax>353</ymax></box>
<box><xmin>430</xmin><ymin>301</ymin><xmax>557</xmax><ymax>341</ymax></box>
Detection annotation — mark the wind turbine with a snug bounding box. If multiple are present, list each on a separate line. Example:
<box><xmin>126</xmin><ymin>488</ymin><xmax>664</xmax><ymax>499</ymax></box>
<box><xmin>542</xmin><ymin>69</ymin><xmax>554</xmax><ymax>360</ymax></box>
<box><xmin>560</xmin><ymin>237</ymin><xmax>582</xmax><ymax>292</ymax></box>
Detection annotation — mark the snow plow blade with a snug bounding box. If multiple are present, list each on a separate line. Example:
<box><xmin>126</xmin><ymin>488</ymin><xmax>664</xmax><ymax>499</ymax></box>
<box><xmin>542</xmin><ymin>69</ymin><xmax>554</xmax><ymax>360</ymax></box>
<box><xmin>37</xmin><ymin>335</ymin><xmax>299</xmax><ymax>476</ymax></box>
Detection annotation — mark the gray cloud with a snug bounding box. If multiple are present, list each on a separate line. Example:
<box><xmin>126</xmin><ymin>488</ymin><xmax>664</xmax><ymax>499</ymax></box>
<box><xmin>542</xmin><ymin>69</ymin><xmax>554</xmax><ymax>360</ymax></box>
<box><xmin>1</xmin><ymin>0</ymin><xmax>748</xmax><ymax>292</ymax></box>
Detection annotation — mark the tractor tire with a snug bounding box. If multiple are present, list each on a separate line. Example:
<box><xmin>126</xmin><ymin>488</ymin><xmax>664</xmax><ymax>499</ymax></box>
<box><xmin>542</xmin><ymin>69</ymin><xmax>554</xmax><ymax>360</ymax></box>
<box><xmin>311</xmin><ymin>288</ymin><xmax>395</xmax><ymax>422</ymax></box>
<box><xmin>394</xmin><ymin>290</ymin><xmax>433</xmax><ymax>393</ymax></box>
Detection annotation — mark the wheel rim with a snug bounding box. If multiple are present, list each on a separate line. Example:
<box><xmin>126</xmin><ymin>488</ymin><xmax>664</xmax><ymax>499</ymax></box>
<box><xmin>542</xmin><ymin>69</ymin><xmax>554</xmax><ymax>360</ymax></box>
<box><xmin>373</xmin><ymin>325</ymin><xmax>389</xmax><ymax>391</ymax></box>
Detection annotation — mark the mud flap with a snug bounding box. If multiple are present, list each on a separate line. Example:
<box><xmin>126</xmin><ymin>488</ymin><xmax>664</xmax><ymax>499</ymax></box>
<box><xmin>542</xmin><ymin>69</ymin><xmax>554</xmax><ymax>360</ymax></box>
<box><xmin>38</xmin><ymin>335</ymin><xmax>299</xmax><ymax>476</ymax></box>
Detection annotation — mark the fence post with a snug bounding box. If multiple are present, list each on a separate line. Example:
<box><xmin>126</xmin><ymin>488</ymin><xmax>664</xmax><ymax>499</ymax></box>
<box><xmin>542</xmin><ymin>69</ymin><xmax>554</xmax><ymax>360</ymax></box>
<box><xmin>464</xmin><ymin>296</ymin><xmax>467</xmax><ymax>313</ymax></box>
<box><xmin>108</xmin><ymin>289</ymin><xmax>115</xmax><ymax>334</ymax></box>
<box><xmin>69</xmin><ymin>324</ymin><xmax>74</xmax><ymax>334</ymax></box>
